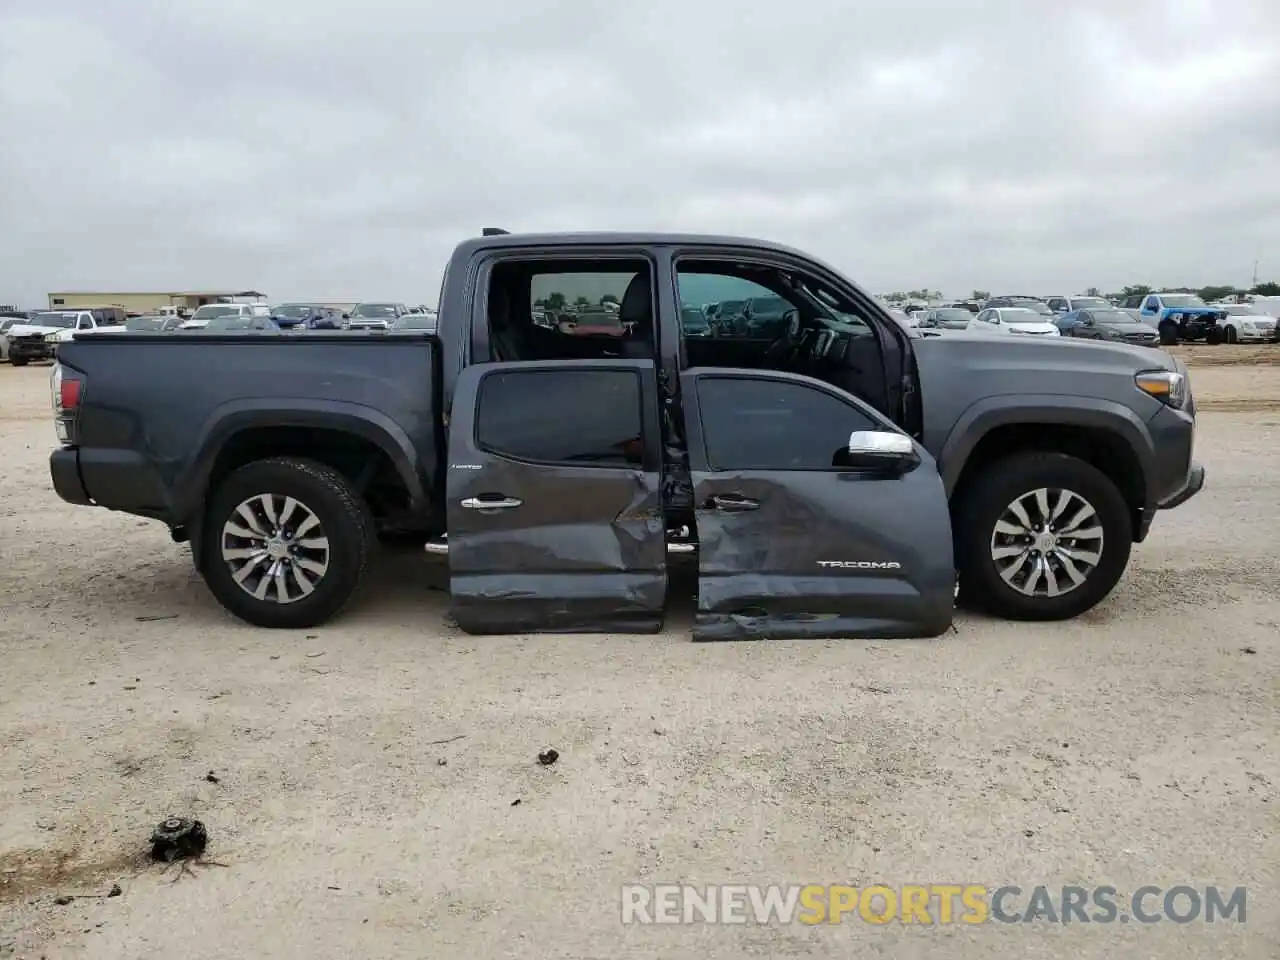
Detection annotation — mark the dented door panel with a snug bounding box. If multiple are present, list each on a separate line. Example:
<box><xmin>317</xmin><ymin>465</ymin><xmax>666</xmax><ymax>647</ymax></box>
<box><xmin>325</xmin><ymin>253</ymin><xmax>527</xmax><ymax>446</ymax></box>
<box><xmin>682</xmin><ymin>369</ymin><xmax>955</xmax><ymax>641</ymax></box>
<box><xmin>446</xmin><ymin>361</ymin><xmax>667</xmax><ymax>634</ymax></box>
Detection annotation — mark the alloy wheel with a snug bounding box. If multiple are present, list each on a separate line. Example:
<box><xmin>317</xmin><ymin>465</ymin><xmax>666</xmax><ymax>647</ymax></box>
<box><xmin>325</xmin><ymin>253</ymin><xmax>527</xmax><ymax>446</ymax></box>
<box><xmin>220</xmin><ymin>493</ymin><xmax>331</xmax><ymax>604</ymax></box>
<box><xmin>989</xmin><ymin>487</ymin><xmax>1104</xmax><ymax>598</ymax></box>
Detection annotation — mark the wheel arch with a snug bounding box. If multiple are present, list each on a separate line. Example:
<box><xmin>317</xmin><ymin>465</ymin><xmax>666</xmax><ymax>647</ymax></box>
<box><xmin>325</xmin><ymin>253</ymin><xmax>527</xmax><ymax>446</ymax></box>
<box><xmin>939</xmin><ymin>398</ymin><xmax>1153</xmax><ymax>541</ymax></box>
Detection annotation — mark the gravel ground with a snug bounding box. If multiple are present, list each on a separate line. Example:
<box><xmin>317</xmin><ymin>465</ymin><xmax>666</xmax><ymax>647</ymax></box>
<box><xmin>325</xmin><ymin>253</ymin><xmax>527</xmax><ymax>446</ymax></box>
<box><xmin>1</xmin><ymin>352</ymin><xmax>1277</xmax><ymax>959</ymax></box>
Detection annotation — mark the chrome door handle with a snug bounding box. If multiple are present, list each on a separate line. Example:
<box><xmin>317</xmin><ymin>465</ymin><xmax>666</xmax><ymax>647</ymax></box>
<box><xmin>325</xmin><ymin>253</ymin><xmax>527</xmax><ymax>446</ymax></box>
<box><xmin>461</xmin><ymin>496</ymin><xmax>523</xmax><ymax>510</ymax></box>
<box><xmin>708</xmin><ymin>494</ymin><xmax>759</xmax><ymax>512</ymax></box>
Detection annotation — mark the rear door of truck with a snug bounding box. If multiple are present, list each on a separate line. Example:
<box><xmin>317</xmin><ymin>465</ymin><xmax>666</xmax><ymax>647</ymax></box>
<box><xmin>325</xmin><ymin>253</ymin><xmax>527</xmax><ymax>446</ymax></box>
<box><xmin>679</xmin><ymin>368</ymin><xmax>955</xmax><ymax>640</ymax></box>
<box><xmin>445</xmin><ymin>359</ymin><xmax>668</xmax><ymax>634</ymax></box>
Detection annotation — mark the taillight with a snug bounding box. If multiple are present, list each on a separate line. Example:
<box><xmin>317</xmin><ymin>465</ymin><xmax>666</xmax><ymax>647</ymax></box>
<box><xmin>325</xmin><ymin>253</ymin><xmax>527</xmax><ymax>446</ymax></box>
<box><xmin>51</xmin><ymin>363</ymin><xmax>82</xmax><ymax>445</ymax></box>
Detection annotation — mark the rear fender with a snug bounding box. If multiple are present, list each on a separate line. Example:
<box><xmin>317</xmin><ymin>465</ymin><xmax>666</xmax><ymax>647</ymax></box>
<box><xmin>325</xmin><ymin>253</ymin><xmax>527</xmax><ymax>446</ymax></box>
<box><xmin>173</xmin><ymin>399</ymin><xmax>429</xmax><ymax>522</ymax></box>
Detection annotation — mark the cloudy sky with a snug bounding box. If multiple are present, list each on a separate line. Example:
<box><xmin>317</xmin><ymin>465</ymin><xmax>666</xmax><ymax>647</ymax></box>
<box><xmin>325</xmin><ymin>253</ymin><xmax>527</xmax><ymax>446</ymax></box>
<box><xmin>1</xmin><ymin>0</ymin><xmax>1277</xmax><ymax>306</ymax></box>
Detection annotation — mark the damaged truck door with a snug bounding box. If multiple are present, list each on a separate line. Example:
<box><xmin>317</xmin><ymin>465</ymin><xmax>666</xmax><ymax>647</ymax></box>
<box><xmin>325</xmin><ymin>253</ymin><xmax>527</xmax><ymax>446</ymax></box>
<box><xmin>679</xmin><ymin>369</ymin><xmax>955</xmax><ymax>640</ymax></box>
<box><xmin>445</xmin><ymin>360</ymin><xmax>669</xmax><ymax>634</ymax></box>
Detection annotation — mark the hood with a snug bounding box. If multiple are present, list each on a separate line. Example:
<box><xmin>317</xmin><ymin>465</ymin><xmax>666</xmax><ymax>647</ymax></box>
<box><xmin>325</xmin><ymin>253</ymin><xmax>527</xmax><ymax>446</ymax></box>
<box><xmin>1096</xmin><ymin>320</ymin><xmax>1158</xmax><ymax>336</ymax></box>
<box><xmin>916</xmin><ymin>328</ymin><xmax>1175</xmax><ymax>374</ymax></box>
<box><xmin>1005</xmin><ymin>321</ymin><xmax>1061</xmax><ymax>335</ymax></box>
<box><xmin>8</xmin><ymin>323</ymin><xmax>64</xmax><ymax>337</ymax></box>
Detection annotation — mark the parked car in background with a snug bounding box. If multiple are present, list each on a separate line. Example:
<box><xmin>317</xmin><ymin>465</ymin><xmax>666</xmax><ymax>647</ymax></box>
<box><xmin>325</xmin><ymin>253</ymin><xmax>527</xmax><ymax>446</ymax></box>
<box><xmin>48</xmin><ymin>309</ymin><xmax>130</xmax><ymax>346</ymax></box>
<box><xmin>742</xmin><ymin>296</ymin><xmax>795</xmax><ymax>338</ymax></box>
<box><xmin>970</xmin><ymin>307</ymin><xmax>1062</xmax><ymax>337</ymax></box>
<box><xmin>348</xmin><ymin>302</ymin><xmax>409</xmax><ymax>330</ymax></box>
<box><xmin>1134</xmin><ymin>293</ymin><xmax>1227</xmax><ymax>345</ymax></box>
<box><xmin>0</xmin><ymin>317</ymin><xmax>23</xmax><ymax>361</ymax></box>
<box><xmin>1218</xmin><ymin>304</ymin><xmax>1280</xmax><ymax>343</ymax></box>
<box><xmin>681</xmin><ymin>307</ymin><xmax>712</xmax><ymax>337</ymax></box>
<box><xmin>1056</xmin><ymin>308</ymin><xmax>1159</xmax><ymax>346</ymax></box>
<box><xmin>180</xmin><ymin>303</ymin><xmax>266</xmax><ymax>330</ymax></box>
<box><xmin>392</xmin><ymin>312</ymin><xmax>438</xmax><ymax>334</ymax></box>
<box><xmin>984</xmin><ymin>296</ymin><xmax>1057</xmax><ymax>318</ymax></box>
<box><xmin>271</xmin><ymin>303</ymin><xmax>331</xmax><ymax>329</ymax></box>
<box><xmin>205</xmin><ymin>314</ymin><xmax>279</xmax><ymax>332</ymax></box>
<box><xmin>888</xmin><ymin>308</ymin><xmax>920</xmax><ymax>331</ymax></box>
<box><xmin>124</xmin><ymin>314</ymin><xmax>184</xmax><ymax>332</ymax></box>
<box><xmin>1045</xmin><ymin>295</ymin><xmax>1113</xmax><ymax>315</ymax></box>
<box><xmin>5</xmin><ymin>311</ymin><xmax>78</xmax><ymax>364</ymax></box>
<box><xmin>921</xmin><ymin>307</ymin><xmax>972</xmax><ymax>330</ymax></box>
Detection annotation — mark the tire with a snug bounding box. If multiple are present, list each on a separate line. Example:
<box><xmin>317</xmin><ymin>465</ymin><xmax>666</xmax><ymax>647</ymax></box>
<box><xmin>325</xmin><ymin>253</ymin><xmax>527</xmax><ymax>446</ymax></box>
<box><xmin>954</xmin><ymin>452</ymin><xmax>1132</xmax><ymax>621</ymax></box>
<box><xmin>200</xmin><ymin>457</ymin><xmax>375</xmax><ymax>628</ymax></box>
<box><xmin>1158</xmin><ymin>322</ymin><xmax>1178</xmax><ymax>345</ymax></box>
<box><xmin>1223</xmin><ymin>325</ymin><xmax>1238</xmax><ymax>345</ymax></box>
<box><xmin>10</xmin><ymin>357</ymin><xmax>28</xmax><ymax>367</ymax></box>
<box><xmin>1205</xmin><ymin>326</ymin><xmax>1223</xmax><ymax>345</ymax></box>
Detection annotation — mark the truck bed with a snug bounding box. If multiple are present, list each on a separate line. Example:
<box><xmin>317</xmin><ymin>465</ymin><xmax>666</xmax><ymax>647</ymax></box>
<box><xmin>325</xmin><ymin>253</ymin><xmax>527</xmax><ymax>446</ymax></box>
<box><xmin>52</xmin><ymin>332</ymin><xmax>440</xmax><ymax>526</ymax></box>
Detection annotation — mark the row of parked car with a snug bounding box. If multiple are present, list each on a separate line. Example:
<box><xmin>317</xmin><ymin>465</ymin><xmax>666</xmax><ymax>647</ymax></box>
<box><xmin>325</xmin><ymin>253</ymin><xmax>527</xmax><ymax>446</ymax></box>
<box><xmin>0</xmin><ymin>302</ymin><xmax>439</xmax><ymax>365</ymax></box>
<box><xmin>889</xmin><ymin>293</ymin><xmax>1280</xmax><ymax>346</ymax></box>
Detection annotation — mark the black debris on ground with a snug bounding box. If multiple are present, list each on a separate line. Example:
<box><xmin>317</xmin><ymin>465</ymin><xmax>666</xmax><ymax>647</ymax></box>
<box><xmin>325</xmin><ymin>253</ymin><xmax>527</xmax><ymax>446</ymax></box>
<box><xmin>150</xmin><ymin>817</ymin><xmax>207</xmax><ymax>863</ymax></box>
<box><xmin>537</xmin><ymin>749</ymin><xmax>559</xmax><ymax>766</ymax></box>
<box><xmin>204</xmin><ymin>771</ymin><xmax>220</xmax><ymax>784</ymax></box>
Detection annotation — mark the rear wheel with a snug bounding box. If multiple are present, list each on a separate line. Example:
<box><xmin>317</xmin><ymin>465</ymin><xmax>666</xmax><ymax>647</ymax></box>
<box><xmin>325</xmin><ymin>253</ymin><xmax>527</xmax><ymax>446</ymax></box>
<box><xmin>201</xmin><ymin>457</ymin><xmax>374</xmax><ymax>628</ymax></box>
<box><xmin>955</xmin><ymin>452</ymin><xmax>1132</xmax><ymax>621</ymax></box>
<box><xmin>1205</xmin><ymin>326</ymin><xmax>1223</xmax><ymax>345</ymax></box>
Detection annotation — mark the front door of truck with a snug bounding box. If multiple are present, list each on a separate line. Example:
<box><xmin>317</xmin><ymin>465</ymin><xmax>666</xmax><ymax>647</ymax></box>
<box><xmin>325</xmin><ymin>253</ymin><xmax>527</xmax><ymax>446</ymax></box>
<box><xmin>446</xmin><ymin>360</ymin><xmax>668</xmax><ymax>634</ymax></box>
<box><xmin>680</xmin><ymin>368</ymin><xmax>954</xmax><ymax>640</ymax></box>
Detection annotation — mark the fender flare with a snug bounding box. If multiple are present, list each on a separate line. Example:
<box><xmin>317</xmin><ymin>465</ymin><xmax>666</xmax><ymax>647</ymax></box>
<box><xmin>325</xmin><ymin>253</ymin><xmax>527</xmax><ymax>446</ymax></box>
<box><xmin>937</xmin><ymin>394</ymin><xmax>1156</xmax><ymax>503</ymax></box>
<box><xmin>173</xmin><ymin>398</ymin><xmax>430</xmax><ymax>522</ymax></box>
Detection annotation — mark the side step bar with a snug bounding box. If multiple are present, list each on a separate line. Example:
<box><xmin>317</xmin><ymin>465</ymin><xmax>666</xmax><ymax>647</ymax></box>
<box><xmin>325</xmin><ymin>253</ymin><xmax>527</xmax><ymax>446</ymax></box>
<box><xmin>424</xmin><ymin>533</ymin><xmax>697</xmax><ymax>556</ymax></box>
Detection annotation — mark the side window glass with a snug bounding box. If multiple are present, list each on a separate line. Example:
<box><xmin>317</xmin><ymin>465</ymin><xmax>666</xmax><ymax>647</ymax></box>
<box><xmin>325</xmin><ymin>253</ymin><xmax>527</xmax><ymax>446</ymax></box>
<box><xmin>676</xmin><ymin>272</ymin><xmax>791</xmax><ymax>340</ymax></box>
<box><xmin>696</xmin><ymin>376</ymin><xmax>879</xmax><ymax>471</ymax></box>
<box><xmin>486</xmin><ymin>259</ymin><xmax>652</xmax><ymax>363</ymax></box>
<box><xmin>1144</xmin><ymin>297</ymin><xmax>1159</xmax><ymax>311</ymax></box>
<box><xmin>78</xmin><ymin>316</ymin><xmax>92</xmax><ymax>329</ymax></box>
<box><xmin>476</xmin><ymin>368</ymin><xmax>643</xmax><ymax>468</ymax></box>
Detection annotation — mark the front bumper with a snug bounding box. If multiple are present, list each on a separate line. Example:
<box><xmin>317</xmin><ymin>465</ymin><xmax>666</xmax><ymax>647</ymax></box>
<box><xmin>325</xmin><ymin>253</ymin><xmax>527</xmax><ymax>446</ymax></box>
<box><xmin>9</xmin><ymin>339</ymin><xmax>54</xmax><ymax>361</ymax></box>
<box><xmin>1158</xmin><ymin>462</ymin><xmax>1205</xmax><ymax>510</ymax></box>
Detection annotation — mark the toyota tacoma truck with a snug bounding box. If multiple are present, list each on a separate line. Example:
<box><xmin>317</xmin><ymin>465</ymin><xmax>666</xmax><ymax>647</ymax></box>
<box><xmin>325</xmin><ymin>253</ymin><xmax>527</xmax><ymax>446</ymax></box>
<box><xmin>48</xmin><ymin>230</ymin><xmax>1205</xmax><ymax>639</ymax></box>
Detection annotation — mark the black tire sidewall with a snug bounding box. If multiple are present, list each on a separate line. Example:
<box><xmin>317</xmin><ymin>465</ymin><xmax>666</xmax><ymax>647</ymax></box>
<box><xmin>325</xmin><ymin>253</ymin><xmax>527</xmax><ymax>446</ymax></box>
<box><xmin>201</xmin><ymin>458</ymin><xmax>372</xmax><ymax>628</ymax></box>
<box><xmin>955</xmin><ymin>453</ymin><xmax>1132</xmax><ymax>621</ymax></box>
<box><xmin>1158</xmin><ymin>322</ymin><xmax>1178</xmax><ymax>345</ymax></box>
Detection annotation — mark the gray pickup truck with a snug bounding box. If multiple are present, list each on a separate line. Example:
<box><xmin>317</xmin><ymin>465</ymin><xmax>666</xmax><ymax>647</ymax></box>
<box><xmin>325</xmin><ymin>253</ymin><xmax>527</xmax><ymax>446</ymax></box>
<box><xmin>48</xmin><ymin>230</ymin><xmax>1204</xmax><ymax>639</ymax></box>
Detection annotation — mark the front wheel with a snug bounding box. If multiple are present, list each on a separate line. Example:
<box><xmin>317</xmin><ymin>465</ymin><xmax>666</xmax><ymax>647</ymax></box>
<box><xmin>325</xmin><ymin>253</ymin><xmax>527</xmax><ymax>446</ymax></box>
<box><xmin>1205</xmin><ymin>326</ymin><xmax>1223</xmax><ymax>345</ymax></box>
<box><xmin>9</xmin><ymin>357</ymin><xmax>28</xmax><ymax>367</ymax></box>
<box><xmin>1158</xmin><ymin>322</ymin><xmax>1178</xmax><ymax>345</ymax></box>
<box><xmin>1223</xmin><ymin>325</ymin><xmax>1238</xmax><ymax>345</ymax></box>
<box><xmin>954</xmin><ymin>452</ymin><xmax>1132</xmax><ymax>621</ymax></box>
<box><xmin>201</xmin><ymin>457</ymin><xmax>375</xmax><ymax>628</ymax></box>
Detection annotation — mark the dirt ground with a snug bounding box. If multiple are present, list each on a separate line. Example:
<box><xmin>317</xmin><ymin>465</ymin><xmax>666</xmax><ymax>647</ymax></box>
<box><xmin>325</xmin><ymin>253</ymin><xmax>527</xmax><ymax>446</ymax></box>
<box><xmin>1</xmin><ymin>349</ymin><xmax>1277</xmax><ymax>959</ymax></box>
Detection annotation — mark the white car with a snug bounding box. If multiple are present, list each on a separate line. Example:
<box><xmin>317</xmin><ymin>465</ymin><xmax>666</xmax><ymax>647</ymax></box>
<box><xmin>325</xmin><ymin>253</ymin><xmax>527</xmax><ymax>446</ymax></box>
<box><xmin>47</xmin><ymin>310</ymin><xmax>131</xmax><ymax>344</ymax></box>
<box><xmin>969</xmin><ymin>307</ymin><xmax>1062</xmax><ymax>337</ymax></box>
<box><xmin>179</xmin><ymin>303</ymin><xmax>266</xmax><ymax>330</ymax></box>
<box><xmin>1219</xmin><ymin>304</ymin><xmax>1279</xmax><ymax>344</ymax></box>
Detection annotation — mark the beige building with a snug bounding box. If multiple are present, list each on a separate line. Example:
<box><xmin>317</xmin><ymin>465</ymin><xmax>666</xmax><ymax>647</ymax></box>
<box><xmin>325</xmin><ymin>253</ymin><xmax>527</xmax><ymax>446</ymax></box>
<box><xmin>47</xmin><ymin>290</ymin><xmax>266</xmax><ymax>314</ymax></box>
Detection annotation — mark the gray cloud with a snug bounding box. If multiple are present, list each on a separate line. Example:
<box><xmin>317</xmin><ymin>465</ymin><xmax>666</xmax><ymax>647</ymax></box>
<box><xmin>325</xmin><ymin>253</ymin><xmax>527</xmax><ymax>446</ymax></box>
<box><xmin>2</xmin><ymin>0</ymin><xmax>1278</xmax><ymax>306</ymax></box>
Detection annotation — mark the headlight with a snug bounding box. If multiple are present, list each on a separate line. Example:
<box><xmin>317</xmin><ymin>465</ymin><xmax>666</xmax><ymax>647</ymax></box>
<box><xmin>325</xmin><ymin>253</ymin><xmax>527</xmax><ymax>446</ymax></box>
<box><xmin>45</xmin><ymin>333</ymin><xmax>59</xmax><ymax>343</ymax></box>
<box><xmin>1135</xmin><ymin>370</ymin><xmax>1187</xmax><ymax>408</ymax></box>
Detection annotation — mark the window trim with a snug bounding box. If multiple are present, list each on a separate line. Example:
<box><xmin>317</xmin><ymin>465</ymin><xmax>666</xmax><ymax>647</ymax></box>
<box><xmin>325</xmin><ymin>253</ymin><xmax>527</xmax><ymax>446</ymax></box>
<box><xmin>685</xmin><ymin>368</ymin><xmax>904</xmax><ymax>473</ymax></box>
<box><xmin>472</xmin><ymin>362</ymin><xmax>654</xmax><ymax>472</ymax></box>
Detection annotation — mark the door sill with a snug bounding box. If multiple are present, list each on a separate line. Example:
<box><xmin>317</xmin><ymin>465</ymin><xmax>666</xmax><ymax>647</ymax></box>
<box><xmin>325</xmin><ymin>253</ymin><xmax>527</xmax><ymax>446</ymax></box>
<box><xmin>426</xmin><ymin>532</ymin><xmax>697</xmax><ymax>556</ymax></box>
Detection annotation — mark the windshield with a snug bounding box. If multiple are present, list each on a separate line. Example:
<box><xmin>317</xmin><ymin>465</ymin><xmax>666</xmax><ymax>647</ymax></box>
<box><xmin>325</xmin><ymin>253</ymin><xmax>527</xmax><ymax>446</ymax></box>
<box><xmin>273</xmin><ymin>304</ymin><xmax>314</xmax><ymax>318</ymax></box>
<box><xmin>1009</xmin><ymin>300</ymin><xmax>1054</xmax><ymax>316</ymax></box>
<box><xmin>1094</xmin><ymin>310</ymin><xmax>1138</xmax><ymax>323</ymax></box>
<box><xmin>125</xmin><ymin>316</ymin><xmax>166</xmax><ymax>331</ymax></box>
<box><xmin>1000</xmin><ymin>309</ymin><xmax>1043</xmax><ymax>320</ymax></box>
<box><xmin>575</xmin><ymin>313</ymin><xmax>623</xmax><ymax>327</ymax></box>
<box><xmin>353</xmin><ymin>303</ymin><xmax>398</xmax><ymax>317</ymax></box>
<box><xmin>747</xmin><ymin>296</ymin><xmax>792</xmax><ymax>316</ymax></box>
<box><xmin>206</xmin><ymin>315</ymin><xmax>257</xmax><ymax>330</ymax></box>
<box><xmin>192</xmin><ymin>305</ymin><xmax>240</xmax><ymax>319</ymax></box>
<box><xmin>933</xmin><ymin>309</ymin><xmax>971</xmax><ymax>323</ymax></box>
<box><xmin>1160</xmin><ymin>295</ymin><xmax>1205</xmax><ymax>308</ymax></box>
<box><xmin>393</xmin><ymin>314</ymin><xmax>436</xmax><ymax>329</ymax></box>
<box><xmin>31</xmin><ymin>312</ymin><xmax>77</xmax><ymax>328</ymax></box>
<box><xmin>718</xmin><ymin>300</ymin><xmax>746</xmax><ymax>314</ymax></box>
<box><xmin>681</xmin><ymin>308</ymin><xmax>709</xmax><ymax>329</ymax></box>
<box><xmin>1072</xmin><ymin>297</ymin><xmax>1110</xmax><ymax>309</ymax></box>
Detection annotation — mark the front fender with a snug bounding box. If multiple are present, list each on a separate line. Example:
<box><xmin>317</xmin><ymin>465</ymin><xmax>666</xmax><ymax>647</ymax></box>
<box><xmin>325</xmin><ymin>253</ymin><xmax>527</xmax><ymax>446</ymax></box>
<box><xmin>937</xmin><ymin>394</ymin><xmax>1156</xmax><ymax>501</ymax></box>
<box><xmin>172</xmin><ymin>398</ymin><xmax>430</xmax><ymax>521</ymax></box>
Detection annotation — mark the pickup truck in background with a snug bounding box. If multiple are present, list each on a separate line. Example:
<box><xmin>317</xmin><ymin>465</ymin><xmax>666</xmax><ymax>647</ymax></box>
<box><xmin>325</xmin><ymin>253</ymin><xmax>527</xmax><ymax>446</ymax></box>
<box><xmin>1128</xmin><ymin>293</ymin><xmax>1227</xmax><ymax>345</ymax></box>
<box><xmin>49</xmin><ymin>230</ymin><xmax>1204</xmax><ymax>639</ymax></box>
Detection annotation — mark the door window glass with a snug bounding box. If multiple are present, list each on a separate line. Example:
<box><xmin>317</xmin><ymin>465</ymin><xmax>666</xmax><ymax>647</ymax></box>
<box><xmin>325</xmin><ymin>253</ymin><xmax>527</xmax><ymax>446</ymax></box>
<box><xmin>696</xmin><ymin>376</ymin><xmax>878</xmax><ymax>471</ymax></box>
<box><xmin>476</xmin><ymin>368</ymin><xmax>643</xmax><ymax>467</ymax></box>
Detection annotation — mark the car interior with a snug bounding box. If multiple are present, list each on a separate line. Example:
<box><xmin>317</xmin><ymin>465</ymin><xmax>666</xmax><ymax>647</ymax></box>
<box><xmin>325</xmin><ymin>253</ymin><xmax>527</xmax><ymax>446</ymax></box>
<box><xmin>485</xmin><ymin>258</ymin><xmax>891</xmax><ymax>417</ymax></box>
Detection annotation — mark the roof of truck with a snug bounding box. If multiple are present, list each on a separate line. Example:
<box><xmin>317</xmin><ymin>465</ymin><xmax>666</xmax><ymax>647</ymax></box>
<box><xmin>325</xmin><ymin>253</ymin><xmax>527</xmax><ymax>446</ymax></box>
<box><xmin>457</xmin><ymin>231</ymin><xmax>814</xmax><ymax>258</ymax></box>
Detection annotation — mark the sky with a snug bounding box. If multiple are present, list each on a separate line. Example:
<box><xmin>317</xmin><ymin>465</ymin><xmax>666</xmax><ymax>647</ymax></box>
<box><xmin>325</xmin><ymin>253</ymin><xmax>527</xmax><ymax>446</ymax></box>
<box><xmin>1</xmin><ymin>0</ymin><xmax>1278</xmax><ymax>308</ymax></box>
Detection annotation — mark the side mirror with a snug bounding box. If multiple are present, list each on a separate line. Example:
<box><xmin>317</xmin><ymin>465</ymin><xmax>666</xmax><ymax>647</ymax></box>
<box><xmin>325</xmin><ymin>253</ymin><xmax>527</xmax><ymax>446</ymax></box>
<box><xmin>841</xmin><ymin>430</ymin><xmax>920</xmax><ymax>474</ymax></box>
